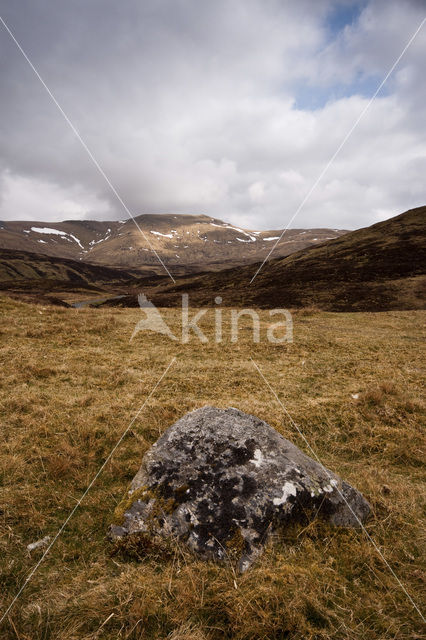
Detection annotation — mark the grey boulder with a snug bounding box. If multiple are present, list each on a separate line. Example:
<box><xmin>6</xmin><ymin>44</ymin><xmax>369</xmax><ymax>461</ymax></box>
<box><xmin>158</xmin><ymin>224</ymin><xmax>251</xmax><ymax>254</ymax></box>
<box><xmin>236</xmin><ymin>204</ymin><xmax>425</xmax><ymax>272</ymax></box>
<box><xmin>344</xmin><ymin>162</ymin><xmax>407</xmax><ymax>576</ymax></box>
<box><xmin>110</xmin><ymin>406</ymin><xmax>370</xmax><ymax>570</ymax></box>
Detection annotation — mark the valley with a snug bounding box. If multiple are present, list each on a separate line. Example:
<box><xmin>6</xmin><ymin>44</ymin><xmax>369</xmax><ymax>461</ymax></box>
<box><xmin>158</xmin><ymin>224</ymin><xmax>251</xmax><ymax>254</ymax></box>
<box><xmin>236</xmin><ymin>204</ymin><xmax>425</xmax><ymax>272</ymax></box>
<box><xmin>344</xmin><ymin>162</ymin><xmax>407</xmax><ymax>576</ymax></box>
<box><xmin>1</xmin><ymin>207</ymin><xmax>424</xmax><ymax>312</ymax></box>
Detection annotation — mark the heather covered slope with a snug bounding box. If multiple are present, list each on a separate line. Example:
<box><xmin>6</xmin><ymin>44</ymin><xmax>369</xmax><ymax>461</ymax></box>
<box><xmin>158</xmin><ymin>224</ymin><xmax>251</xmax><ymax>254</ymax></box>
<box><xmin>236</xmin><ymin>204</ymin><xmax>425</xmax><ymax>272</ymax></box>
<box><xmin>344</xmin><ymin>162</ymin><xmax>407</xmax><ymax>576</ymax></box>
<box><xmin>0</xmin><ymin>248</ymin><xmax>138</xmax><ymax>283</ymax></box>
<box><xmin>0</xmin><ymin>248</ymin><xmax>140</xmax><ymax>306</ymax></box>
<box><xmin>131</xmin><ymin>206</ymin><xmax>426</xmax><ymax>311</ymax></box>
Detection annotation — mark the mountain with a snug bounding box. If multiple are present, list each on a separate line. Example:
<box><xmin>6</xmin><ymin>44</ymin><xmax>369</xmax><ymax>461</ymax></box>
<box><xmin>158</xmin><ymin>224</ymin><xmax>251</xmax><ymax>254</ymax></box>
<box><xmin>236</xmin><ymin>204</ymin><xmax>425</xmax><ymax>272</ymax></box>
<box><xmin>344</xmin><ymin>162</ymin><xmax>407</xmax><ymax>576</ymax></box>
<box><xmin>2</xmin><ymin>208</ymin><xmax>423</xmax><ymax>312</ymax></box>
<box><xmin>117</xmin><ymin>206</ymin><xmax>426</xmax><ymax>312</ymax></box>
<box><xmin>0</xmin><ymin>214</ymin><xmax>346</xmax><ymax>273</ymax></box>
<box><xmin>0</xmin><ymin>247</ymin><xmax>138</xmax><ymax>306</ymax></box>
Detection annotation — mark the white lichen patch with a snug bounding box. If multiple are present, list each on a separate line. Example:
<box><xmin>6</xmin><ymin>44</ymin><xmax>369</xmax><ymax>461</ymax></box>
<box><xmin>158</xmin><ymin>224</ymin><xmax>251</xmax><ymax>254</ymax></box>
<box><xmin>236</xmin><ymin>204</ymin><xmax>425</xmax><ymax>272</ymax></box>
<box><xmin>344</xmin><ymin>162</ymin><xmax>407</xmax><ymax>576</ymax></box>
<box><xmin>240</xmin><ymin>559</ymin><xmax>251</xmax><ymax>572</ymax></box>
<box><xmin>27</xmin><ymin>535</ymin><xmax>51</xmax><ymax>552</ymax></box>
<box><xmin>273</xmin><ymin>481</ymin><xmax>297</xmax><ymax>505</ymax></box>
<box><xmin>251</xmin><ymin>448</ymin><xmax>264</xmax><ymax>467</ymax></box>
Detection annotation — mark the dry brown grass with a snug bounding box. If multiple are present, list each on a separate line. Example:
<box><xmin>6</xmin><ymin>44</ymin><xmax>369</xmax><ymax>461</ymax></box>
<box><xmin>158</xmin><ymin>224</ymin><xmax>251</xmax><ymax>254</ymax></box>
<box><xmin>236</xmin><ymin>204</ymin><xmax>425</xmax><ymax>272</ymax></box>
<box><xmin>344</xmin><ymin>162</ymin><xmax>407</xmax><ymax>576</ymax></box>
<box><xmin>0</xmin><ymin>295</ymin><xmax>425</xmax><ymax>639</ymax></box>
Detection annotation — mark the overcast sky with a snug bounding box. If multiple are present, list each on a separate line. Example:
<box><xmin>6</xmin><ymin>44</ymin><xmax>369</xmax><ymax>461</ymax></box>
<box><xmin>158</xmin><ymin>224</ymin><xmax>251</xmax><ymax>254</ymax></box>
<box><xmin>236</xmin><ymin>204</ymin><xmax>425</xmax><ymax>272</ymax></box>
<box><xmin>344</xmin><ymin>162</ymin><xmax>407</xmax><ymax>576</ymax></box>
<box><xmin>0</xmin><ymin>0</ymin><xmax>425</xmax><ymax>230</ymax></box>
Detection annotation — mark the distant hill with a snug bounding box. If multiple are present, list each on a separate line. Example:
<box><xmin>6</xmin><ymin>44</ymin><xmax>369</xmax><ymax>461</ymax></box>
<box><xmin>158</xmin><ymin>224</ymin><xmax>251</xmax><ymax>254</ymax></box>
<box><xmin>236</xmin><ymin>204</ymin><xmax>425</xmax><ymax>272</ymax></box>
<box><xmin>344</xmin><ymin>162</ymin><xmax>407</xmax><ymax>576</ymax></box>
<box><xmin>0</xmin><ymin>214</ymin><xmax>346</xmax><ymax>273</ymax></box>
<box><xmin>120</xmin><ymin>206</ymin><xmax>426</xmax><ymax>312</ymax></box>
<box><xmin>0</xmin><ymin>247</ymin><xmax>139</xmax><ymax>283</ymax></box>
<box><xmin>0</xmin><ymin>248</ymin><xmax>139</xmax><ymax>306</ymax></box>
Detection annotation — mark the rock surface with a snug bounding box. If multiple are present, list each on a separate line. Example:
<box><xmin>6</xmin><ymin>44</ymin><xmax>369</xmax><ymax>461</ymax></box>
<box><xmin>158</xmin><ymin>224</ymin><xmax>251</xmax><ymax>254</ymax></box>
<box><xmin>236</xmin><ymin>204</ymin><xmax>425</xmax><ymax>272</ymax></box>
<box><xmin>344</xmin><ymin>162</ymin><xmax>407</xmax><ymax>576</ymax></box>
<box><xmin>110</xmin><ymin>407</ymin><xmax>370</xmax><ymax>570</ymax></box>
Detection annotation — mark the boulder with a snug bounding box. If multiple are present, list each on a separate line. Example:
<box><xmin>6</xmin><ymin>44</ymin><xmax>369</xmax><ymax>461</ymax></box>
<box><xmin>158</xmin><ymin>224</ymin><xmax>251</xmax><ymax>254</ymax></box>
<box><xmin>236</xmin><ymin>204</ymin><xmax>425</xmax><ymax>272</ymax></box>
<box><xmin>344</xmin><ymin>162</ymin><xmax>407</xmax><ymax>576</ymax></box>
<box><xmin>110</xmin><ymin>407</ymin><xmax>370</xmax><ymax>570</ymax></box>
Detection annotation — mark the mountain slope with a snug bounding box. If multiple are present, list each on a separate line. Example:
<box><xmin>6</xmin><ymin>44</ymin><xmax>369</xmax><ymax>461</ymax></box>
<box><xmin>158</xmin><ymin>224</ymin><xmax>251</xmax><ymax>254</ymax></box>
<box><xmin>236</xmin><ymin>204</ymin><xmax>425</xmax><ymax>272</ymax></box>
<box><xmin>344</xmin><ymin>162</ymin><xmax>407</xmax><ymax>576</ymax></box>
<box><xmin>0</xmin><ymin>248</ymin><xmax>138</xmax><ymax>284</ymax></box>
<box><xmin>0</xmin><ymin>247</ymin><xmax>140</xmax><ymax>306</ymax></box>
<box><xmin>122</xmin><ymin>206</ymin><xmax>426</xmax><ymax>311</ymax></box>
<box><xmin>0</xmin><ymin>214</ymin><xmax>346</xmax><ymax>273</ymax></box>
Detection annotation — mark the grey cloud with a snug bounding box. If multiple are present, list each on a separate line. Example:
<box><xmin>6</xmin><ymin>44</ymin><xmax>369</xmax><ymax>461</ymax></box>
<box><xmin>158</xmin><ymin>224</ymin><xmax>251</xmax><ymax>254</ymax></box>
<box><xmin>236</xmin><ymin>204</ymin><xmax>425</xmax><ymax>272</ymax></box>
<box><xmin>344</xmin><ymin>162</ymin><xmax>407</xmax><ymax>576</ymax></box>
<box><xmin>0</xmin><ymin>0</ymin><xmax>425</xmax><ymax>229</ymax></box>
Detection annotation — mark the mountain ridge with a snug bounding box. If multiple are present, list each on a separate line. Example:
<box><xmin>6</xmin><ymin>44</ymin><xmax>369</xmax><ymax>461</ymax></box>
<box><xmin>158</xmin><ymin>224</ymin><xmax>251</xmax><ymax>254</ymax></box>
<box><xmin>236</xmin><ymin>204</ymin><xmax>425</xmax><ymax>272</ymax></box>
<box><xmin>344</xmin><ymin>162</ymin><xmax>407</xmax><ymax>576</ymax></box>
<box><xmin>0</xmin><ymin>213</ymin><xmax>346</xmax><ymax>273</ymax></box>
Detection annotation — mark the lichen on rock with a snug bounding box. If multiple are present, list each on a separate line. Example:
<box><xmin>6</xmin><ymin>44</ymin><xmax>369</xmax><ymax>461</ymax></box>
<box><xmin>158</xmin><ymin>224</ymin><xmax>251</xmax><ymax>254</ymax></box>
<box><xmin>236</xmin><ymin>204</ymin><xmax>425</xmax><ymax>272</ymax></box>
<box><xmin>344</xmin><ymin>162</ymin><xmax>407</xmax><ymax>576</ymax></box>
<box><xmin>109</xmin><ymin>406</ymin><xmax>370</xmax><ymax>570</ymax></box>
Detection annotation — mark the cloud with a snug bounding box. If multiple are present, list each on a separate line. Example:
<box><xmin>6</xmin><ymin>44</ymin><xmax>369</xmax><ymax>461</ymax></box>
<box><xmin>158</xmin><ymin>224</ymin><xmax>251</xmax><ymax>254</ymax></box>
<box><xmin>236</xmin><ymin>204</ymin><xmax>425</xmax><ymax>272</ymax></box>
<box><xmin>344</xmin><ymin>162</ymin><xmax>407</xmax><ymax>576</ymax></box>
<box><xmin>0</xmin><ymin>172</ymin><xmax>112</xmax><ymax>221</ymax></box>
<box><xmin>0</xmin><ymin>0</ymin><xmax>425</xmax><ymax>230</ymax></box>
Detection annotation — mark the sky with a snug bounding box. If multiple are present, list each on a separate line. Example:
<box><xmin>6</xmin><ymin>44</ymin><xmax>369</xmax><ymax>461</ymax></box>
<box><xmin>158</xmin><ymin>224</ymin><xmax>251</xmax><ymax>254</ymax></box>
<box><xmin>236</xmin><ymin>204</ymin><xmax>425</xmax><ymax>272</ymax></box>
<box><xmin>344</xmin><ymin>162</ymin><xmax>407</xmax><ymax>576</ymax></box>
<box><xmin>0</xmin><ymin>0</ymin><xmax>425</xmax><ymax>230</ymax></box>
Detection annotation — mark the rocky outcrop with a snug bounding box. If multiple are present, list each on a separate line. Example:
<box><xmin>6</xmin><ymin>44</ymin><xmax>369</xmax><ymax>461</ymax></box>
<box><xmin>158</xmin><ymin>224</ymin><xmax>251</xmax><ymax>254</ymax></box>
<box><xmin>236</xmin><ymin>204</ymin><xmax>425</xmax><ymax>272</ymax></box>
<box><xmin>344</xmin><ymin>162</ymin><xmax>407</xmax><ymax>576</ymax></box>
<box><xmin>110</xmin><ymin>407</ymin><xmax>370</xmax><ymax>570</ymax></box>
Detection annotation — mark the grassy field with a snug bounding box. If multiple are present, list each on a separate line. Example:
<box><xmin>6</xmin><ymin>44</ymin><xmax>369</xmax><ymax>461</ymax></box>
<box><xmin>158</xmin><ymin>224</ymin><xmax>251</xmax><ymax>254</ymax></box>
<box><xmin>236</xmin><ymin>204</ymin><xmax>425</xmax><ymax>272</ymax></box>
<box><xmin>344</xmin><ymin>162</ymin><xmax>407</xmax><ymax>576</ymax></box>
<box><xmin>0</xmin><ymin>295</ymin><xmax>425</xmax><ymax>639</ymax></box>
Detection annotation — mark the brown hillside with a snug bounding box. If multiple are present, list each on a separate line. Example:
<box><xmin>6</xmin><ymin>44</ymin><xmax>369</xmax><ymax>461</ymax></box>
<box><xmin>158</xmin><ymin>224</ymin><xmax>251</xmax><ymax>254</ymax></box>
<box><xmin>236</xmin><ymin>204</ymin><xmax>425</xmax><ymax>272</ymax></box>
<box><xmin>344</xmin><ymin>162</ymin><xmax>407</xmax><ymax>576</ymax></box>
<box><xmin>116</xmin><ymin>206</ymin><xmax>426</xmax><ymax>312</ymax></box>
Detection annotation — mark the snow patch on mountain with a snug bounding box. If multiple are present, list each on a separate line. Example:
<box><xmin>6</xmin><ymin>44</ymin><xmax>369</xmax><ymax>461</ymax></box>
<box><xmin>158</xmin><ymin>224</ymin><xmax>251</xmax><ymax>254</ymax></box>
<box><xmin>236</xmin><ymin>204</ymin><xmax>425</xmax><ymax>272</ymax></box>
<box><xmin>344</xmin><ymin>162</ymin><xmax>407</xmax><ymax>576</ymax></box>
<box><xmin>28</xmin><ymin>226</ymin><xmax>85</xmax><ymax>249</ymax></box>
<box><xmin>67</xmin><ymin>234</ymin><xmax>84</xmax><ymax>249</ymax></box>
<box><xmin>150</xmin><ymin>231</ymin><xmax>174</xmax><ymax>238</ymax></box>
<box><xmin>30</xmin><ymin>227</ymin><xmax>67</xmax><ymax>236</ymax></box>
